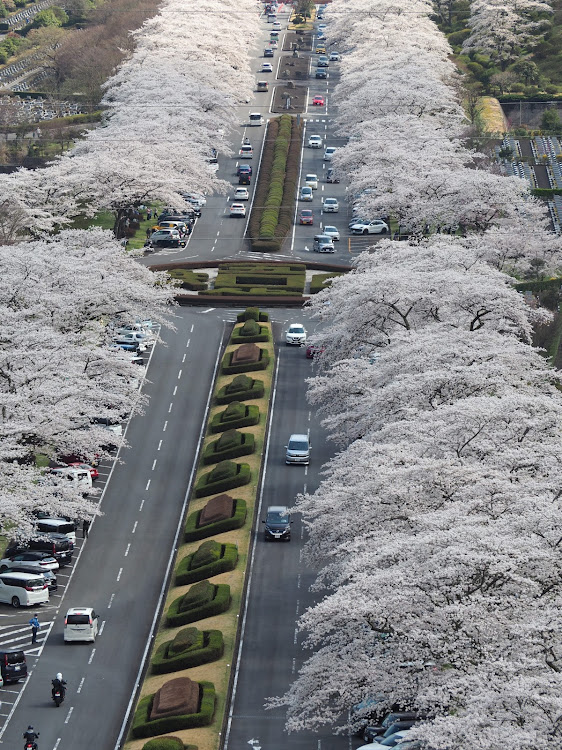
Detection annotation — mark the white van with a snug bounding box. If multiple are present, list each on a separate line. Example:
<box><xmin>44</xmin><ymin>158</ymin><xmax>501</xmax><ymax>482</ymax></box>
<box><xmin>64</xmin><ymin>607</ymin><xmax>99</xmax><ymax>642</ymax></box>
<box><xmin>249</xmin><ymin>112</ymin><xmax>264</xmax><ymax>126</ymax></box>
<box><xmin>35</xmin><ymin>519</ymin><xmax>77</xmax><ymax>544</ymax></box>
<box><xmin>50</xmin><ymin>467</ymin><xmax>92</xmax><ymax>491</ymax></box>
<box><xmin>0</xmin><ymin>572</ymin><xmax>49</xmax><ymax>608</ymax></box>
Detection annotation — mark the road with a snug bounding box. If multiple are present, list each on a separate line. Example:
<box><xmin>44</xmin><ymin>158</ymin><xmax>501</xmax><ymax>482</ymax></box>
<box><xmin>0</xmin><ymin>8</ymin><xmax>360</xmax><ymax>750</ymax></box>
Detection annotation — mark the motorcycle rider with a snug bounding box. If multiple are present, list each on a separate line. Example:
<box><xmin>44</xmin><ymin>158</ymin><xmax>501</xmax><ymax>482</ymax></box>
<box><xmin>23</xmin><ymin>725</ymin><xmax>39</xmax><ymax>748</ymax></box>
<box><xmin>51</xmin><ymin>672</ymin><xmax>67</xmax><ymax>700</ymax></box>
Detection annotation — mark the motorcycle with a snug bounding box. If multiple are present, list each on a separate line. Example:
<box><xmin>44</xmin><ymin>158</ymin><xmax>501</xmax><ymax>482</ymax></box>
<box><xmin>24</xmin><ymin>742</ymin><xmax>38</xmax><ymax>750</ymax></box>
<box><xmin>52</xmin><ymin>688</ymin><xmax>63</xmax><ymax>707</ymax></box>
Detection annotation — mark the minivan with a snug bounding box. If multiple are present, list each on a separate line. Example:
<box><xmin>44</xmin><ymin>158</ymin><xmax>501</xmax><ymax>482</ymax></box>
<box><xmin>0</xmin><ymin>649</ymin><xmax>27</xmax><ymax>682</ymax></box>
<box><xmin>50</xmin><ymin>467</ymin><xmax>92</xmax><ymax>491</ymax></box>
<box><xmin>6</xmin><ymin>534</ymin><xmax>74</xmax><ymax>567</ymax></box>
<box><xmin>249</xmin><ymin>112</ymin><xmax>265</xmax><ymax>125</ymax></box>
<box><xmin>64</xmin><ymin>607</ymin><xmax>99</xmax><ymax>643</ymax></box>
<box><xmin>285</xmin><ymin>433</ymin><xmax>311</xmax><ymax>465</ymax></box>
<box><xmin>0</xmin><ymin>572</ymin><xmax>49</xmax><ymax>608</ymax></box>
<box><xmin>263</xmin><ymin>506</ymin><xmax>292</xmax><ymax>541</ymax></box>
<box><xmin>313</xmin><ymin>234</ymin><xmax>335</xmax><ymax>252</ymax></box>
<box><xmin>35</xmin><ymin>518</ymin><xmax>77</xmax><ymax>544</ymax></box>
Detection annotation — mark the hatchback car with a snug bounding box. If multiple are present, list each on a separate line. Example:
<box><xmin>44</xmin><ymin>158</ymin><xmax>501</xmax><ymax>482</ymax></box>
<box><xmin>323</xmin><ymin>197</ymin><xmax>339</xmax><ymax>212</ymax></box>
<box><xmin>316</xmin><ymin>69</ymin><xmax>328</xmax><ymax>79</ymax></box>
<box><xmin>237</xmin><ymin>164</ymin><xmax>252</xmax><ymax>176</ymax></box>
<box><xmin>260</xmin><ymin>62</ymin><xmax>273</xmax><ymax>72</ymax></box>
<box><xmin>351</xmin><ymin>219</ymin><xmax>389</xmax><ymax>234</ymax></box>
<box><xmin>299</xmin><ymin>209</ymin><xmax>314</xmax><ymax>225</ymax></box>
<box><xmin>230</xmin><ymin>203</ymin><xmax>246</xmax><ymax>217</ymax></box>
<box><xmin>234</xmin><ymin>187</ymin><xmax>250</xmax><ymax>201</ymax></box>
<box><xmin>313</xmin><ymin>234</ymin><xmax>335</xmax><ymax>252</ymax></box>
<box><xmin>305</xmin><ymin>174</ymin><xmax>319</xmax><ymax>189</ymax></box>
<box><xmin>264</xmin><ymin>47</ymin><xmax>274</xmax><ymax>57</ymax></box>
<box><xmin>317</xmin><ymin>56</ymin><xmax>329</xmax><ymax>67</ymax></box>
<box><xmin>324</xmin><ymin>147</ymin><xmax>337</xmax><ymax>160</ymax></box>
<box><xmin>286</xmin><ymin>323</ymin><xmax>307</xmax><ymax>345</ymax></box>
<box><xmin>238</xmin><ymin>173</ymin><xmax>251</xmax><ymax>185</ymax></box>
<box><xmin>323</xmin><ymin>225</ymin><xmax>340</xmax><ymax>240</ymax></box>
<box><xmin>308</xmin><ymin>134</ymin><xmax>323</xmax><ymax>148</ymax></box>
<box><xmin>315</xmin><ymin>46</ymin><xmax>326</xmax><ymax>54</ymax></box>
<box><xmin>312</xmin><ymin>96</ymin><xmax>325</xmax><ymax>106</ymax></box>
<box><xmin>64</xmin><ymin>607</ymin><xmax>99</xmax><ymax>643</ymax></box>
<box><xmin>300</xmin><ymin>186</ymin><xmax>313</xmax><ymax>201</ymax></box>
<box><xmin>263</xmin><ymin>506</ymin><xmax>292</xmax><ymax>541</ymax></box>
<box><xmin>239</xmin><ymin>144</ymin><xmax>253</xmax><ymax>158</ymax></box>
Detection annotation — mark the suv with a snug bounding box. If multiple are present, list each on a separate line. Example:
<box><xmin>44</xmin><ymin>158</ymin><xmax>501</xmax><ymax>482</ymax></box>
<box><xmin>0</xmin><ymin>650</ymin><xmax>27</xmax><ymax>683</ymax></box>
<box><xmin>0</xmin><ymin>550</ymin><xmax>59</xmax><ymax>572</ymax></box>
<box><xmin>5</xmin><ymin>534</ymin><xmax>73</xmax><ymax>567</ymax></box>
<box><xmin>263</xmin><ymin>506</ymin><xmax>292</xmax><ymax>541</ymax></box>
<box><xmin>149</xmin><ymin>229</ymin><xmax>186</xmax><ymax>248</ymax></box>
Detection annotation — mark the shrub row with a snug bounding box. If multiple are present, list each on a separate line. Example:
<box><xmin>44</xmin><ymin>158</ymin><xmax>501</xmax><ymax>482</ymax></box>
<box><xmin>210</xmin><ymin>402</ymin><xmax>260</xmax><ymax>433</ymax></box>
<box><xmin>236</xmin><ymin>307</ymin><xmax>270</xmax><ymax>322</ymax></box>
<box><xmin>141</xmin><ymin>736</ymin><xmax>193</xmax><ymax>750</ymax></box>
<box><xmin>184</xmin><ymin>498</ymin><xmax>247</xmax><ymax>542</ymax></box>
<box><xmin>166</xmin><ymin>583</ymin><xmax>231</xmax><ymax>627</ymax></box>
<box><xmin>259</xmin><ymin>115</ymin><xmax>293</xmax><ymax>239</ymax></box>
<box><xmin>248</xmin><ymin>118</ymin><xmax>279</xmax><ymax>248</ymax></box>
<box><xmin>214</xmin><ymin>272</ymin><xmax>304</xmax><ymax>293</ymax></box>
<box><xmin>152</xmin><ymin>629</ymin><xmax>224</xmax><ymax>674</ymax></box>
<box><xmin>175</xmin><ymin>541</ymin><xmax>239</xmax><ymax>585</ymax></box>
<box><xmin>194</xmin><ymin>460</ymin><xmax>251</xmax><ymax>497</ymax></box>
<box><xmin>309</xmin><ymin>272</ymin><xmax>344</xmax><ymax>294</ymax></box>
<box><xmin>222</xmin><ymin>348</ymin><xmax>270</xmax><ymax>374</ymax></box>
<box><xmin>231</xmin><ymin>324</ymin><xmax>270</xmax><ymax>343</ymax></box>
<box><xmin>215</xmin><ymin>377</ymin><xmax>264</xmax><ymax>404</ymax></box>
<box><xmin>202</xmin><ymin>430</ymin><xmax>255</xmax><ymax>465</ymax></box>
<box><xmin>206</xmin><ymin>287</ymin><xmax>303</xmax><ymax>296</ymax></box>
<box><xmin>168</xmin><ymin>269</ymin><xmax>209</xmax><ymax>291</ymax></box>
<box><xmin>131</xmin><ymin>682</ymin><xmax>215</xmax><ymax>739</ymax></box>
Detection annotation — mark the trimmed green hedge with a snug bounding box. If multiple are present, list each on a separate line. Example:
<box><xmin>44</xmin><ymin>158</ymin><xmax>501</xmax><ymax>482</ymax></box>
<box><xmin>194</xmin><ymin>460</ymin><xmax>251</xmax><ymax>497</ymax></box>
<box><xmin>166</xmin><ymin>583</ymin><xmax>231</xmax><ymax>627</ymax></box>
<box><xmin>236</xmin><ymin>307</ymin><xmax>270</xmax><ymax>322</ymax></box>
<box><xmin>185</xmin><ymin>498</ymin><xmax>247</xmax><ymax>542</ymax></box>
<box><xmin>202</xmin><ymin>430</ymin><xmax>255</xmax><ymax>465</ymax></box>
<box><xmin>210</xmin><ymin>402</ymin><xmax>260</xmax><ymax>433</ymax></box>
<box><xmin>152</xmin><ymin>629</ymin><xmax>224</xmax><ymax>674</ymax></box>
<box><xmin>309</xmin><ymin>272</ymin><xmax>344</xmax><ymax>294</ymax></box>
<box><xmin>215</xmin><ymin>377</ymin><xmax>264</xmax><ymax>404</ymax></box>
<box><xmin>141</xmin><ymin>737</ymin><xmax>193</xmax><ymax>750</ymax></box>
<box><xmin>222</xmin><ymin>347</ymin><xmax>270</xmax><ymax>374</ymax></box>
<box><xmin>175</xmin><ymin>542</ymin><xmax>239</xmax><ymax>585</ymax></box>
<box><xmin>531</xmin><ymin>188</ymin><xmax>562</xmax><ymax>197</ymax></box>
<box><xmin>131</xmin><ymin>682</ymin><xmax>216</xmax><ymax>739</ymax></box>
<box><xmin>231</xmin><ymin>323</ymin><xmax>270</xmax><ymax>343</ymax></box>
<box><xmin>168</xmin><ymin>269</ymin><xmax>209</xmax><ymax>291</ymax></box>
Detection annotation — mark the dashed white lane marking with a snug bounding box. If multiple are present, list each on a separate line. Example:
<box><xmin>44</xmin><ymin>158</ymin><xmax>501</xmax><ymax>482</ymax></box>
<box><xmin>88</xmin><ymin>648</ymin><xmax>96</xmax><ymax>664</ymax></box>
<box><xmin>99</xmin><ymin>620</ymin><xmax>105</xmax><ymax>636</ymax></box>
<box><xmin>163</xmin><ymin>421</ymin><xmax>168</xmax><ymax>431</ymax></box>
<box><xmin>108</xmin><ymin>593</ymin><xmax>115</xmax><ymax>609</ymax></box>
<box><xmin>132</xmin><ymin>521</ymin><xmax>138</xmax><ymax>533</ymax></box>
<box><xmin>157</xmin><ymin>440</ymin><xmax>162</xmax><ymax>451</ymax></box>
<box><xmin>77</xmin><ymin>677</ymin><xmax>85</xmax><ymax>694</ymax></box>
<box><xmin>145</xmin><ymin>479</ymin><xmax>151</xmax><ymax>491</ymax></box>
<box><xmin>125</xmin><ymin>544</ymin><xmax>131</xmax><ymax>557</ymax></box>
<box><xmin>116</xmin><ymin>568</ymin><xmax>122</xmax><ymax>582</ymax></box>
<box><xmin>139</xmin><ymin>498</ymin><xmax>145</xmax><ymax>511</ymax></box>
<box><xmin>151</xmin><ymin>459</ymin><xmax>157</xmax><ymax>471</ymax></box>
<box><xmin>64</xmin><ymin>706</ymin><xmax>73</xmax><ymax>724</ymax></box>
<box><xmin>177</xmin><ymin>369</ymin><xmax>182</xmax><ymax>379</ymax></box>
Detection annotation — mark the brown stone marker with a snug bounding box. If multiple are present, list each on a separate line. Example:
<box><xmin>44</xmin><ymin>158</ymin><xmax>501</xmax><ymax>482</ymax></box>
<box><xmin>198</xmin><ymin>494</ymin><xmax>235</xmax><ymax>527</ymax></box>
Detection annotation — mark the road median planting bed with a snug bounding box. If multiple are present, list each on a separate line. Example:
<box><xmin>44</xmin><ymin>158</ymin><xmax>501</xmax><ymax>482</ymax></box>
<box><xmin>126</xmin><ymin>308</ymin><xmax>276</xmax><ymax>750</ymax></box>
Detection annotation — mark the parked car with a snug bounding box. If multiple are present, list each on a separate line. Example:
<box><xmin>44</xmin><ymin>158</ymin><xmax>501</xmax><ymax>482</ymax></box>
<box><xmin>299</xmin><ymin>209</ymin><xmax>314</xmax><ymax>225</ymax></box>
<box><xmin>263</xmin><ymin>506</ymin><xmax>292</xmax><ymax>541</ymax></box>
<box><xmin>313</xmin><ymin>234</ymin><xmax>335</xmax><ymax>252</ymax></box>
<box><xmin>351</xmin><ymin>219</ymin><xmax>389</xmax><ymax>234</ymax></box>
<box><xmin>285</xmin><ymin>433</ymin><xmax>311</xmax><ymax>464</ymax></box>
<box><xmin>363</xmin><ymin>713</ymin><xmax>419</xmax><ymax>744</ymax></box>
<box><xmin>322</xmin><ymin>197</ymin><xmax>339</xmax><ymax>212</ymax></box>
<box><xmin>306</xmin><ymin>344</ymin><xmax>325</xmax><ymax>358</ymax></box>
<box><xmin>66</xmin><ymin>462</ymin><xmax>99</xmax><ymax>480</ymax></box>
<box><xmin>230</xmin><ymin>203</ymin><xmax>246</xmax><ymax>217</ymax></box>
<box><xmin>323</xmin><ymin>225</ymin><xmax>340</xmax><ymax>240</ymax></box>
<box><xmin>0</xmin><ymin>571</ymin><xmax>49</xmax><ymax>608</ymax></box>
<box><xmin>308</xmin><ymin>134</ymin><xmax>323</xmax><ymax>148</ymax></box>
<box><xmin>305</xmin><ymin>174</ymin><xmax>319</xmax><ymax>189</ymax></box>
<box><xmin>329</xmin><ymin>51</ymin><xmax>340</xmax><ymax>61</ymax></box>
<box><xmin>10</xmin><ymin>566</ymin><xmax>57</xmax><ymax>592</ymax></box>
<box><xmin>326</xmin><ymin>168</ymin><xmax>340</xmax><ymax>183</ymax></box>
<box><xmin>0</xmin><ymin>650</ymin><xmax>27</xmax><ymax>682</ymax></box>
<box><xmin>300</xmin><ymin>186</ymin><xmax>313</xmax><ymax>201</ymax></box>
<box><xmin>324</xmin><ymin>146</ymin><xmax>337</xmax><ymax>160</ymax></box>
<box><xmin>286</xmin><ymin>323</ymin><xmax>307</xmax><ymax>345</ymax></box>
<box><xmin>148</xmin><ymin>229</ymin><xmax>186</xmax><ymax>248</ymax></box>
<box><xmin>234</xmin><ymin>187</ymin><xmax>250</xmax><ymax>201</ymax></box>
<box><xmin>5</xmin><ymin>534</ymin><xmax>73</xmax><ymax>567</ymax></box>
<box><xmin>0</xmin><ymin>551</ymin><xmax>59</xmax><ymax>573</ymax></box>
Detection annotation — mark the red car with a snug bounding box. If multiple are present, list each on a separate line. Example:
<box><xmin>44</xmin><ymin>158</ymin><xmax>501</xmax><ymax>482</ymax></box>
<box><xmin>299</xmin><ymin>209</ymin><xmax>314</xmax><ymax>225</ymax></box>
<box><xmin>312</xmin><ymin>95</ymin><xmax>325</xmax><ymax>106</ymax></box>
<box><xmin>67</xmin><ymin>462</ymin><xmax>99</xmax><ymax>480</ymax></box>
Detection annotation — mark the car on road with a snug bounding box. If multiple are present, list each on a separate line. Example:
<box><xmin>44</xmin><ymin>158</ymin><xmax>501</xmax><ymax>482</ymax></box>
<box><xmin>263</xmin><ymin>506</ymin><xmax>292</xmax><ymax>541</ymax></box>
<box><xmin>286</xmin><ymin>323</ymin><xmax>307</xmax><ymax>345</ymax></box>
<box><xmin>237</xmin><ymin>163</ymin><xmax>252</xmax><ymax>176</ymax></box>
<box><xmin>238</xmin><ymin>173</ymin><xmax>251</xmax><ymax>185</ymax></box>
<box><xmin>316</xmin><ymin>69</ymin><xmax>328</xmax><ymax>79</ymax></box>
<box><xmin>312</xmin><ymin>95</ymin><xmax>325</xmax><ymax>106</ymax></box>
<box><xmin>249</xmin><ymin>112</ymin><xmax>265</xmax><ymax>126</ymax></box>
<box><xmin>322</xmin><ymin>197</ymin><xmax>339</xmax><ymax>212</ymax></box>
<box><xmin>273</xmin><ymin>20</ymin><xmax>281</xmax><ymax>29</ymax></box>
<box><xmin>329</xmin><ymin>51</ymin><xmax>340</xmax><ymax>61</ymax></box>
<box><xmin>264</xmin><ymin>47</ymin><xmax>274</xmax><ymax>57</ymax></box>
<box><xmin>313</xmin><ymin>233</ymin><xmax>335</xmax><ymax>252</ymax></box>
<box><xmin>318</xmin><ymin>23</ymin><xmax>327</xmax><ymax>30</ymax></box>
<box><xmin>239</xmin><ymin>144</ymin><xmax>253</xmax><ymax>158</ymax></box>
<box><xmin>300</xmin><ymin>186</ymin><xmax>313</xmax><ymax>201</ymax></box>
<box><xmin>324</xmin><ymin>146</ymin><xmax>337</xmax><ymax>160</ymax></box>
<box><xmin>234</xmin><ymin>187</ymin><xmax>250</xmax><ymax>201</ymax></box>
<box><xmin>323</xmin><ymin>225</ymin><xmax>340</xmax><ymax>240</ymax></box>
<box><xmin>260</xmin><ymin>63</ymin><xmax>273</xmax><ymax>72</ymax></box>
<box><xmin>305</xmin><ymin>173</ymin><xmax>319</xmax><ymax>188</ymax></box>
<box><xmin>299</xmin><ymin>209</ymin><xmax>314</xmax><ymax>225</ymax></box>
<box><xmin>269</xmin><ymin>39</ymin><xmax>278</xmax><ymax>49</ymax></box>
<box><xmin>0</xmin><ymin>571</ymin><xmax>49</xmax><ymax>608</ymax></box>
<box><xmin>317</xmin><ymin>56</ymin><xmax>329</xmax><ymax>67</ymax></box>
<box><xmin>351</xmin><ymin>219</ymin><xmax>389</xmax><ymax>234</ymax></box>
<box><xmin>64</xmin><ymin>607</ymin><xmax>100</xmax><ymax>643</ymax></box>
<box><xmin>326</xmin><ymin>167</ymin><xmax>340</xmax><ymax>183</ymax></box>
<box><xmin>230</xmin><ymin>203</ymin><xmax>246</xmax><ymax>217</ymax></box>
<box><xmin>148</xmin><ymin>229</ymin><xmax>186</xmax><ymax>248</ymax></box>
<box><xmin>306</xmin><ymin>344</ymin><xmax>325</xmax><ymax>358</ymax></box>
<box><xmin>0</xmin><ymin>551</ymin><xmax>59</xmax><ymax>573</ymax></box>
<box><xmin>308</xmin><ymin>134</ymin><xmax>323</xmax><ymax>148</ymax></box>
<box><xmin>285</xmin><ymin>433</ymin><xmax>311</xmax><ymax>464</ymax></box>
<box><xmin>315</xmin><ymin>46</ymin><xmax>326</xmax><ymax>54</ymax></box>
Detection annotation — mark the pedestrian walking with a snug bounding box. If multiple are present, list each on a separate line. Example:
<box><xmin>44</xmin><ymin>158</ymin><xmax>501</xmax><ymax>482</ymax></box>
<box><xmin>146</xmin><ymin>226</ymin><xmax>151</xmax><ymax>240</ymax></box>
<box><xmin>29</xmin><ymin>614</ymin><xmax>40</xmax><ymax>644</ymax></box>
<box><xmin>147</xmin><ymin>208</ymin><xmax>152</xmax><ymax>220</ymax></box>
<box><xmin>82</xmin><ymin>519</ymin><xmax>90</xmax><ymax>539</ymax></box>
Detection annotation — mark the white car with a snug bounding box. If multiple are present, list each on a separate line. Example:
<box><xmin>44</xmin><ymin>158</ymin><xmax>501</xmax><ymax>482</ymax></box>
<box><xmin>64</xmin><ymin>607</ymin><xmax>99</xmax><ymax>643</ymax></box>
<box><xmin>230</xmin><ymin>203</ymin><xmax>246</xmax><ymax>217</ymax></box>
<box><xmin>351</xmin><ymin>219</ymin><xmax>389</xmax><ymax>234</ymax></box>
<box><xmin>329</xmin><ymin>51</ymin><xmax>340</xmax><ymax>61</ymax></box>
<box><xmin>261</xmin><ymin>63</ymin><xmax>273</xmax><ymax>72</ymax></box>
<box><xmin>0</xmin><ymin>553</ymin><xmax>59</xmax><ymax>573</ymax></box>
<box><xmin>286</xmin><ymin>323</ymin><xmax>307</xmax><ymax>346</ymax></box>
<box><xmin>323</xmin><ymin>198</ymin><xmax>339</xmax><ymax>212</ymax></box>
<box><xmin>273</xmin><ymin>20</ymin><xmax>281</xmax><ymax>29</ymax></box>
<box><xmin>182</xmin><ymin>192</ymin><xmax>207</xmax><ymax>206</ymax></box>
<box><xmin>239</xmin><ymin>144</ymin><xmax>253</xmax><ymax>158</ymax></box>
<box><xmin>234</xmin><ymin>188</ymin><xmax>250</xmax><ymax>200</ymax></box>
<box><xmin>308</xmin><ymin>135</ymin><xmax>323</xmax><ymax>148</ymax></box>
<box><xmin>324</xmin><ymin>147</ymin><xmax>337</xmax><ymax>160</ymax></box>
<box><xmin>323</xmin><ymin>225</ymin><xmax>340</xmax><ymax>240</ymax></box>
<box><xmin>305</xmin><ymin>174</ymin><xmax>319</xmax><ymax>189</ymax></box>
